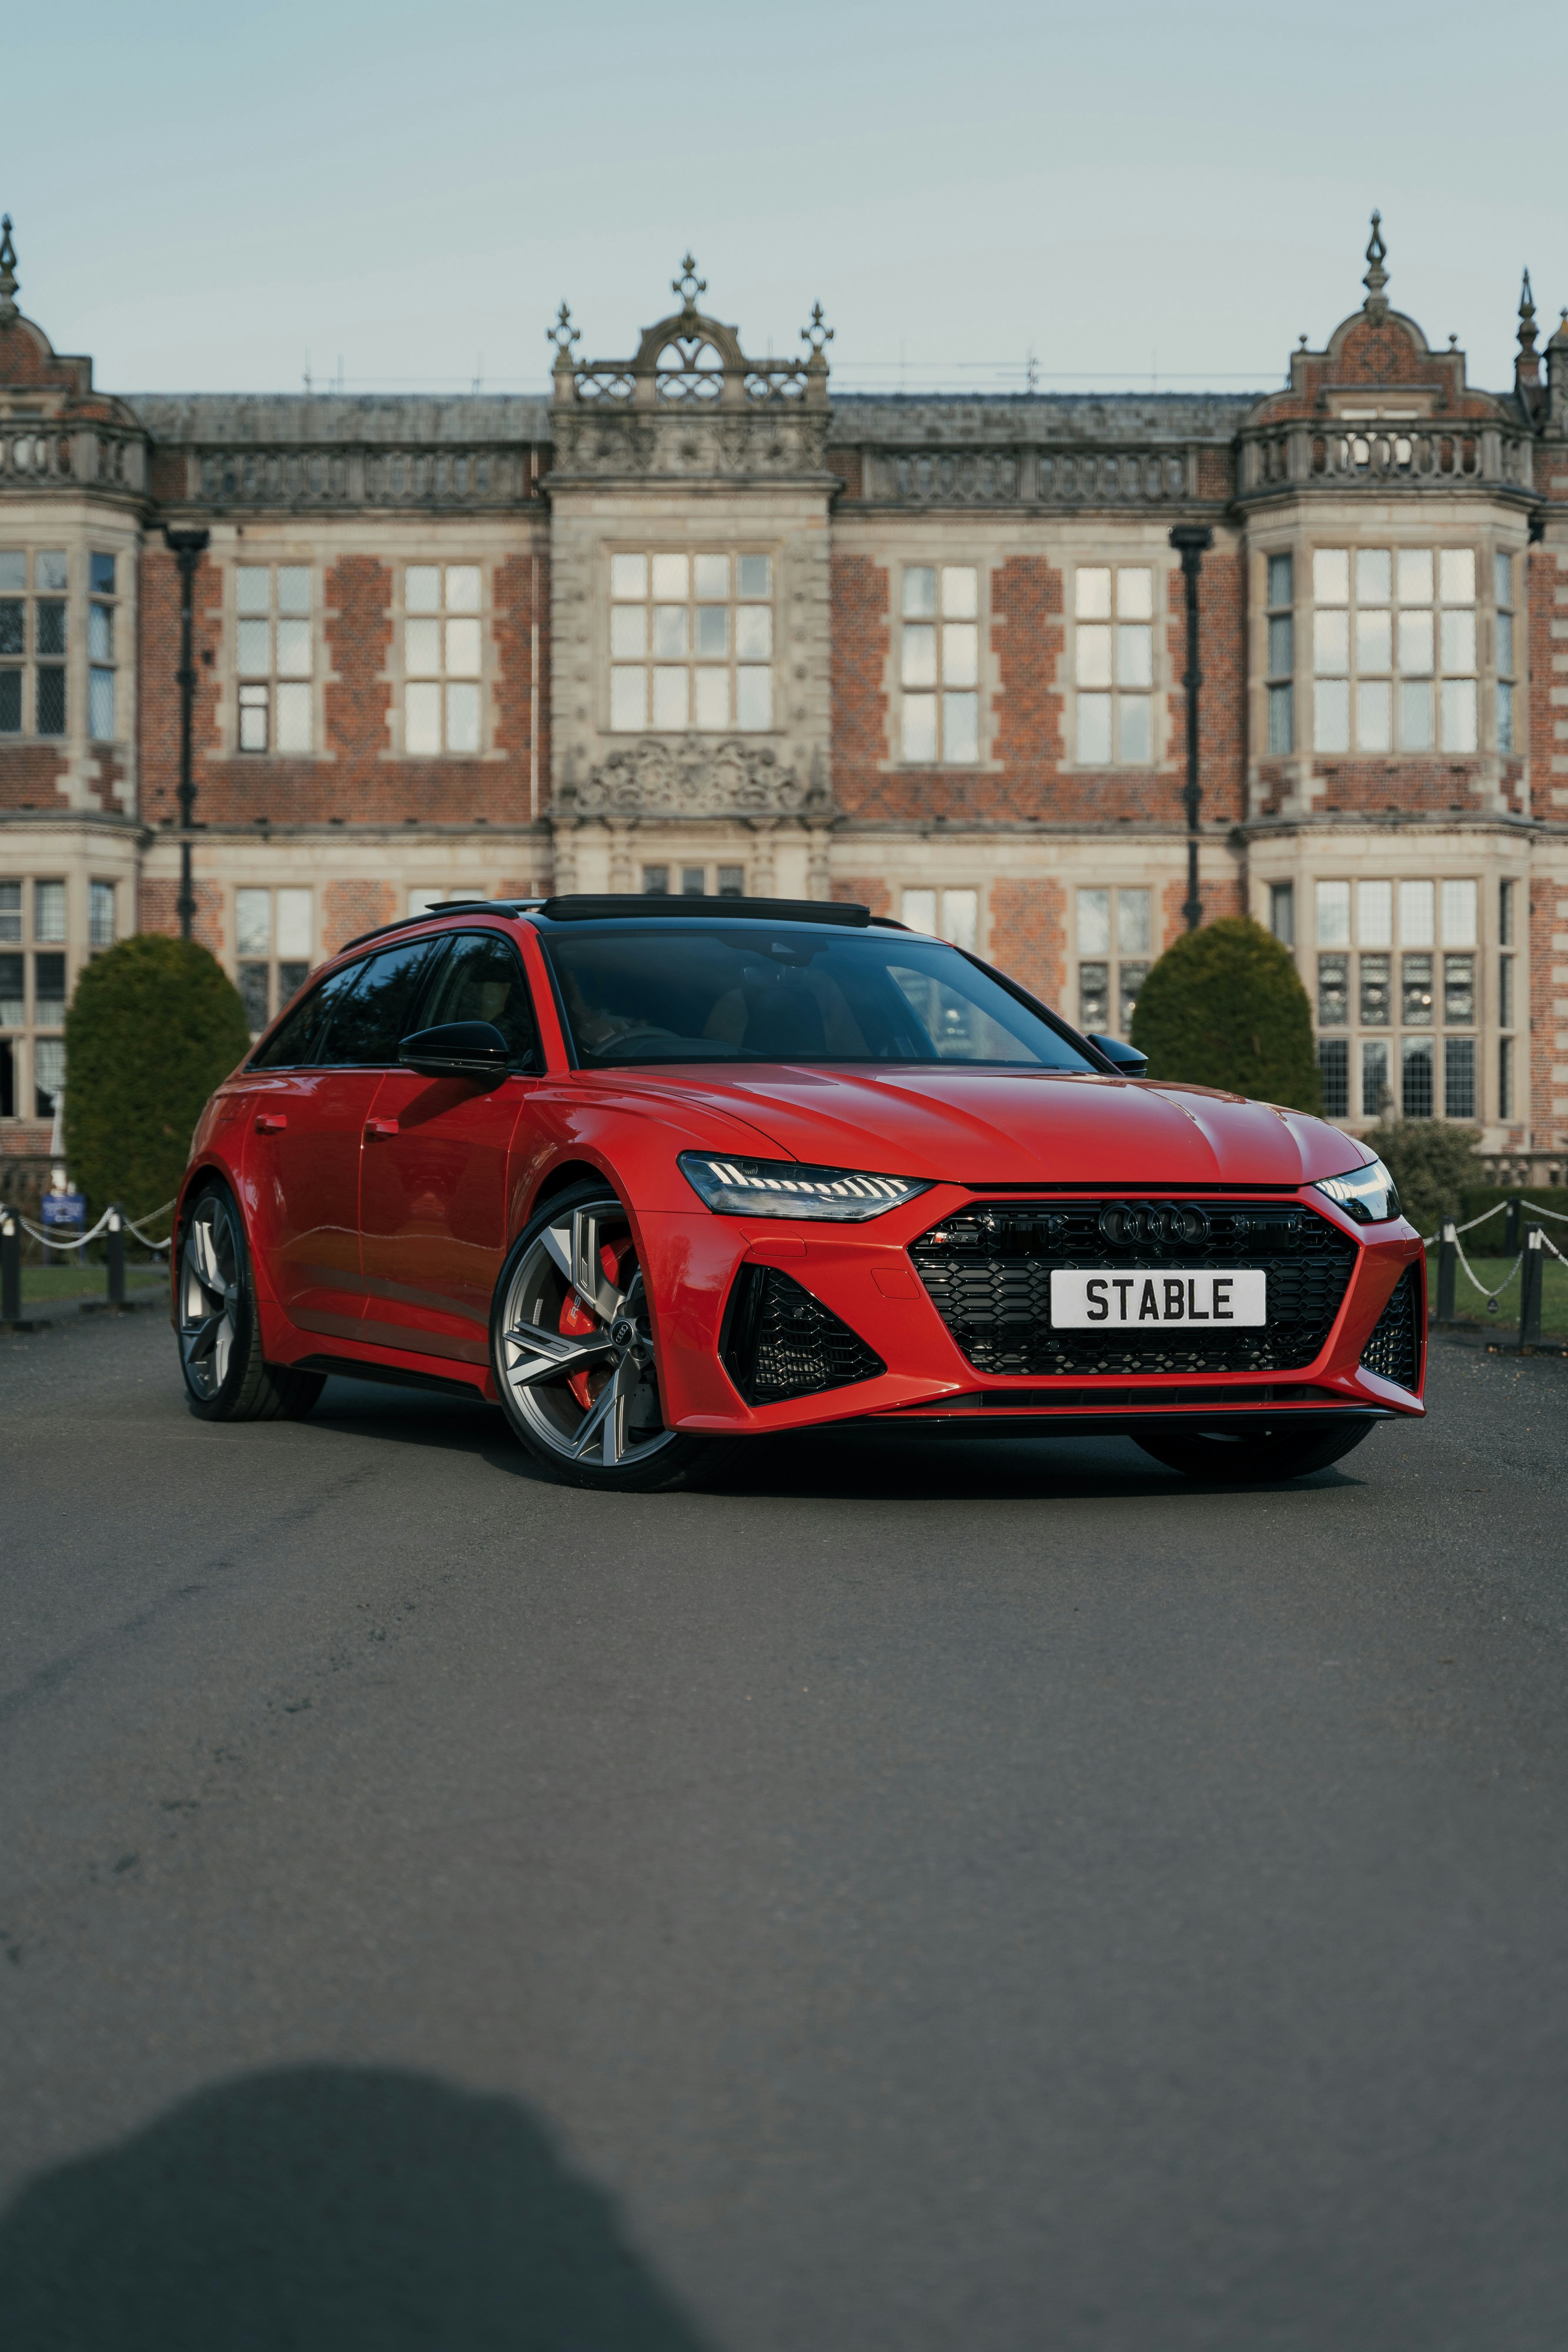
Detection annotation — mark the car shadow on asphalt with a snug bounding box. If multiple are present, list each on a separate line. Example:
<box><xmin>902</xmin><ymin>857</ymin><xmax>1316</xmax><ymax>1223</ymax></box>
<box><xmin>0</xmin><ymin>2063</ymin><xmax>708</xmax><ymax>2352</ymax></box>
<box><xmin>306</xmin><ymin>1378</ymin><xmax>1372</xmax><ymax>1505</ymax></box>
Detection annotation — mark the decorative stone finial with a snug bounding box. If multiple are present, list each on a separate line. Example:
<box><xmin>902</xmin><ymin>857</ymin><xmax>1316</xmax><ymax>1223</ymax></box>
<box><xmin>1514</xmin><ymin>271</ymin><xmax>1540</xmax><ymax>389</ymax></box>
<box><xmin>801</xmin><ymin>302</ymin><xmax>833</xmax><ymax>356</ymax></box>
<box><xmin>672</xmin><ymin>254</ymin><xmax>706</xmax><ymax>316</ymax></box>
<box><xmin>0</xmin><ymin>215</ymin><xmax>17</xmax><ymax>327</ymax></box>
<box><xmin>1551</xmin><ymin>309</ymin><xmax>1568</xmax><ymax>352</ymax></box>
<box><xmin>1519</xmin><ymin>269</ymin><xmax>1538</xmax><ymax>350</ymax></box>
<box><xmin>548</xmin><ymin>301</ymin><xmax>579</xmax><ymax>358</ymax></box>
<box><xmin>1362</xmin><ymin>210</ymin><xmax>1389</xmax><ymax>321</ymax></box>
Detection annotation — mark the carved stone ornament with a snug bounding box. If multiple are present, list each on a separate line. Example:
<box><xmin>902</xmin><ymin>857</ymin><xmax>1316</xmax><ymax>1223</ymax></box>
<box><xmin>556</xmin><ymin>738</ymin><xmax>831</xmax><ymax>822</ymax></box>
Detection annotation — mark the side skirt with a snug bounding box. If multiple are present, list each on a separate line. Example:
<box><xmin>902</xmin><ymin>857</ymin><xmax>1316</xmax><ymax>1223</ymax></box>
<box><xmin>293</xmin><ymin>1352</ymin><xmax>495</xmax><ymax>1403</ymax></box>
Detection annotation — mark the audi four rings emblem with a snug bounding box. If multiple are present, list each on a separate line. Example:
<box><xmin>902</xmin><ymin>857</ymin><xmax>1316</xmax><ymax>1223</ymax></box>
<box><xmin>1096</xmin><ymin>1204</ymin><xmax>1211</xmax><ymax>1250</ymax></box>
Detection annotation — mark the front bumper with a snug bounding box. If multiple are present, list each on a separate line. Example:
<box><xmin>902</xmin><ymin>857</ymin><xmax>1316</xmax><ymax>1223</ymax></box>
<box><xmin>636</xmin><ymin>1184</ymin><xmax>1426</xmax><ymax>1436</ymax></box>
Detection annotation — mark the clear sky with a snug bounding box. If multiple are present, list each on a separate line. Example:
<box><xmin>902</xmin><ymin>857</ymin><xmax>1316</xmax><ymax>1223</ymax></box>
<box><xmin>6</xmin><ymin>0</ymin><xmax>1563</xmax><ymax>399</ymax></box>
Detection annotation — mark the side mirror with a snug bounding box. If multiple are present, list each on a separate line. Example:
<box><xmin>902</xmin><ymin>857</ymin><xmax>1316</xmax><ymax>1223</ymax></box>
<box><xmin>397</xmin><ymin>1020</ymin><xmax>514</xmax><ymax>1085</ymax></box>
<box><xmin>1088</xmin><ymin>1033</ymin><xmax>1148</xmax><ymax>1077</ymax></box>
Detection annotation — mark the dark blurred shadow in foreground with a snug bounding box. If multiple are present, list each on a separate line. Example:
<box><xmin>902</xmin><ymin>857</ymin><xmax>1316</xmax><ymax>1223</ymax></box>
<box><xmin>0</xmin><ymin>2064</ymin><xmax>707</xmax><ymax>2351</ymax></box>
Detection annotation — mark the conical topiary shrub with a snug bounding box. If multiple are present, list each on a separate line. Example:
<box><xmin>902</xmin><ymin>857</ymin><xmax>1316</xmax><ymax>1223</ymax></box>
<box><xmin>1128</xmin><ymin>916</ymin><xmax>1322</xmax><ymax>1113</ymax></box>
<box><xmin>63</xmin><ymin>934</ymin><xmax>253</xmax><ymax>1219</ymax></box>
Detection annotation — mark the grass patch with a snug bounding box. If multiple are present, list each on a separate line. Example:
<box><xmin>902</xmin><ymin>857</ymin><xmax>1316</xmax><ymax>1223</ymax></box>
<box><xmin>20</xmin><ymin>1262</ymin><xmax>168</xmax><ymax>1305</ymax></box>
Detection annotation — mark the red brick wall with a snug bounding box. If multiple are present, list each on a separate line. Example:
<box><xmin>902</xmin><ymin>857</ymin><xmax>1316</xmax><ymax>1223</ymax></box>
<box><xmin>827</xmin><ymin>451</ymin><xmax>863</xmax><ymax>500</ymax></box>
<box><xmin>137</xmin><ymin>876</ymin><xmax>222</xmax><ymax>953</ymax></box>
<box><xmin>831</xmin><ymin>544</ymin><xmax>1245</xmax><ymax>831</ymax></box>
<box><xmin>989</xmin><ymin>876</ymin><xmax>1067</xmax><ymax>1004</ymax></box>
<box><xmin>989</xmin><ymin>553</ymin><xmax>1065</xmax><ymax>793</ymax></box>
<box><xmin>323</xmin><ymin>879</ymin><xmax>398</xmax><ymax>956</ymax></box>
<box><xmin>831</xmin><ymin>554</ymin><xmax>890</xmax><ymax>816</ymax></box>
<box><xmin>0</xmin><ymin>741</ymin><xmax>72</xmax><ymax>812</ymax></box>
<box><xmin>1526</xmin><ymin>876</ymin><xmax>1568</xmax><ymax>1149</ymax></box>
<box><xmin>831</xmin><ymin>874</ymin><xmax>892</xmax><ymax>915</ymax></box>
<box><xmin>138</xmin><ymin>544</ymin><xmax>547</xmax><ymax>828</ymax></box>
<box><xmin>1158</xmin><ymin>873</ymin><xmax>1246</xmax><ymax>953</ymax></box>
<box><xmin>1307</xmin><ymin>760</ymin><xmax>1491</xmax><ymax>815</ymax></box>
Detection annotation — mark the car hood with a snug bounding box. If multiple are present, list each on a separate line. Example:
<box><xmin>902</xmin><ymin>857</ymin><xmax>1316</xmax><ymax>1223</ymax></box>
<box><xmin>604</xmin><ymin>1065</ymin><xmax>1368</xmax><ymax>1188</ymax></box>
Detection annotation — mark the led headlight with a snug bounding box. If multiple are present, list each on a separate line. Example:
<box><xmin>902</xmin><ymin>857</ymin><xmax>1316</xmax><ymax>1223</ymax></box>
<box><xmin>1312</xmin><ymin>1157</ymin><xmax>1401</xmax><ymax>1224</ymax></box>
<box><xmin>678</xmin><ymin>1151</ymin><xmax>932</xmax><ymax>1222</ymax></box>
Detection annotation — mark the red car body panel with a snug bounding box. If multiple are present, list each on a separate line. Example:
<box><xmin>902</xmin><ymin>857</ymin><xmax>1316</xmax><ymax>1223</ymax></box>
<box><xmin>177</xmin><ymin>911</ymin><xmax>1427</xmax><ymax>1436</ymax></box>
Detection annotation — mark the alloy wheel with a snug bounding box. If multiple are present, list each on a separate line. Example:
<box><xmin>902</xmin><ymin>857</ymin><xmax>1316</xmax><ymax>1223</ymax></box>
<box><xmin>179</xmin><ymin>1191</ymin><xmax>242</xmax><ymax>1401</ymax></box>
<box><xmin>497</xmin><ymin>1198</ymin><xmax>678</xmax><ymax>1471</ymax></box>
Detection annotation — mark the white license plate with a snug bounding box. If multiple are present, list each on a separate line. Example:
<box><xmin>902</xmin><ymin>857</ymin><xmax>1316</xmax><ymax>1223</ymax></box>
<box><xmin>1050</xmin><ymin>1268</ymin><xmax>1266</xmax><ymax>1329</ymax></box>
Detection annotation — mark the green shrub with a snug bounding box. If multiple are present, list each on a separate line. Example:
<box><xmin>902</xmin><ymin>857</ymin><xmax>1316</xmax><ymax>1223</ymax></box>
<box><xmin>1128</xmin><ymin>917</ymin><xmax>1321</xmax><ymax>1112</ymax></box>
<box><xmin>63</xmin><ymin>935</ymin><xmax>252</xmax><ymax>1219</ymax></box>
<box><xmin>1360</xmin><ymin>1118</ymin><xmax>1483</xmax><ymax>1238</ymax></box>
<box><xmin>1456</xmin><ymin>1184</ymin><xmax>1568</xmax><ymax>1242</ymax></box>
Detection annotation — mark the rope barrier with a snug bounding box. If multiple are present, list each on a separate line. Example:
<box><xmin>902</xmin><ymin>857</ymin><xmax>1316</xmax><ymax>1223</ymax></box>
<box><xmin>1421</xmin><ymin>1197</ymin><xmax>1568</xmax><ymax>1247</ymax></box>
<box><xmin>6</xmin><ymin>1197</ymin><xmax>176</xmax><ymax>1254</ymax></box>
<box><xmin>1454</xmin><ymin>1237</ymin><xmax>1523</xmax><ymax>1306</ymax></box>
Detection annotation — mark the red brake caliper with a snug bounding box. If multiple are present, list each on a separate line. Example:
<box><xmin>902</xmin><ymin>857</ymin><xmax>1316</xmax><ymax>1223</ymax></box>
<box><xmin>559</xmin><ymin>1238</ymin><xmax>637</xmax><ymax>1410</ymax></box>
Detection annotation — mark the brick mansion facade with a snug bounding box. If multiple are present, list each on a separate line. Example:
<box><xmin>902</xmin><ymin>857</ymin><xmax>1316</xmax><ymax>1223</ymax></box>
<box><xmin>2</xmin><ymin>219</ymin><xmax>1567</xmax><ymax>1179</ymax></box>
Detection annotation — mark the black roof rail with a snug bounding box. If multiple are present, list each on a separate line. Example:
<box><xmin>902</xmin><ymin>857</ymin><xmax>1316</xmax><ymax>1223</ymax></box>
<box><xmin>336</xmin><ymin>899</ymin><xmax>544</xmax><ymax>954</ymax></box>
<box><xmin>536</xmin><ymin>893</ymin><xmax>870</xmax><ymax>927</ymax></box>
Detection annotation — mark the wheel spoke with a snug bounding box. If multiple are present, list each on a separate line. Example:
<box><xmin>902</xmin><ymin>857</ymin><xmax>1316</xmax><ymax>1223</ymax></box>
<box><xmin>191</xmin><ymin>1217</ymin><xmax>219</xmax><ymax>1289</ymax></box>
<box><xmin>569</xmin><ymin>1354</ymin><xmax>633</xmax><ymax>1464</ymax></box>
<box><xmin>502</xmin><ymin>1319</ymin><xmax>617</xmax><ymax>1387</ymax></box>
<box><xmin>185</xmin><ymin>1308</ymin><xmax>225</xmax><ymax>1364</ymax></box>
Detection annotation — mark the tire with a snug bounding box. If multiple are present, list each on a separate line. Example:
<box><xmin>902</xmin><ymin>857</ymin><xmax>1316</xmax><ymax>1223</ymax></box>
<box><xmin>176</xmin><ymin>1180</ymin><xmax>325</xmax><ymax>1424</ymax></box>
<box><xmin>1132</xmin><ymin>1416</ymin><xmax>1378</xmax><ymax>1484</ymax></box>
<box><xmin>490</xmin><ymin>1180</ymin><xmax>724</xmax><ymax>1492</ymax></box>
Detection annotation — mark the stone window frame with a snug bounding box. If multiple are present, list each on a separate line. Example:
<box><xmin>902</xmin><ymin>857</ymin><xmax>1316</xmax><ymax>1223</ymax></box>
<box><xmin>0</xmin><ymin>542</ymin><xmax>72</xmax><ymax>744</ymax></box>
<box><xmin>604</xmin><ymin>546</ymin><xmax>779</xmax><ymax>740</ymax></box>
<box><xmin>232</xmin><ymin>884</ymin><xmax>316</xmax><ymax>1035</ymax></box>
<box><xmin>1073</xmin><ymin>883</ymin><xmax>1153</xmax><ymax>1035</ymax></box>
<box><xmin>0</xmin><ymin>870</ymin><xmax>71</xmax><ymax>1122</ymax></box>
<box><xmin>396</xmin><ymin>560</ymin><xmax>490</xmax><ymax>760</ymax></box>
<box><xmin>640</xmin><ymin>862</ymin><xmax>748</xmax><ymax>898</ymax></box>
<box><xmin>232</xmin><ymin>559</ymin><xmax>317</xmax><ymax>758</ymax></box>
<box><xmin>901</xmin><ymin>886</ymin><xmax>981</xmax><ymax>953</ymax></box>
<box><xmin>87</xmin><ymin>549</ymin><xmax>121</xmax><ymax>746</ymax></box>
<box><xmin>1063</xmin><ymin>550</ymin><xmax>1163</xmax><ymax>772</ymax></box>
<box><xmin>1310</xmin><ymin>870</ymin><xmax>1492</xmax><ymax>1124</ymax></box>
<box><xmin>896</xmin><ymin>561</ymin><xmax>982</xmax><ymax>769</ymax></box>
<box><xmin>1303</xmin><ymin>539</ymin><xmax>1509</xmax><ymax>760</ymax></box>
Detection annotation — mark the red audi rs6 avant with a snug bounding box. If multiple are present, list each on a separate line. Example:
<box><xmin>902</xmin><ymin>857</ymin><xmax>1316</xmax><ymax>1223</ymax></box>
<box><xmin>172</xmin><ymin>895</ymin><xmax>1425</xmax><ymax>1490</ymax></box>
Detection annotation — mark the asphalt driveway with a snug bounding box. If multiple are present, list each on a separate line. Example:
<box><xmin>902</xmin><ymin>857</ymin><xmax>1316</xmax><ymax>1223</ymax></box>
<box><xmin>1</xmin><ymin>1311</ymin><xmax>1564</xmax><ymax>2350</ymax></box>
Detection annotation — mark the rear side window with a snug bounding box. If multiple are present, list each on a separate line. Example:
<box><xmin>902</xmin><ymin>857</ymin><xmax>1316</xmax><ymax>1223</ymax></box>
<box><xmin>249</xmin><ymin>960</ymin><xmax>362</xmax><ymax>1069</ymax></box>
<box><xmin>319</xmin><ymin>937</ymin><xmax>441</xmax><ymax>1066</ymax></box>
<box><xmin>418</xmin><ymin>930</ymin><xmax>537</xmax><ymax>1066</ymax></box>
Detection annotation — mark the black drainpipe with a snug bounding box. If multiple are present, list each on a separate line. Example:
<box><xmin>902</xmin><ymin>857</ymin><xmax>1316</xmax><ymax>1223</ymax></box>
<box><xmin>1168</xmin><ymin>523</ymin><xmax>1213</xmax><ymax>931</ymax></box>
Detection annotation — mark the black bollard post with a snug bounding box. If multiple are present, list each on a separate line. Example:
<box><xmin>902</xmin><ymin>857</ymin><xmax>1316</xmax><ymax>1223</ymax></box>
<box><xmin>1436</xmin><ymin>1220</ymin><xmax>1457</xmax><ymax>1324</ymax></box>
<box><xmin>106</xmin><ymin>1208</ymin><xmax>125</xmax><ymax>1308</ymax></box>
<box><xmin>1</xmin><ymin>1210</ymin><xmax>19</xmax><ymax>1325</ymax></box>
<box><xmin>1504</xmin><ymin>1198</ymin><xmax>1522</xmax><ymax>1255</ymax></box>
<box><xmin>1519</xmin><ymin>1225</ymin><xmax>1543</xmax><ymax>1350</ymax></box>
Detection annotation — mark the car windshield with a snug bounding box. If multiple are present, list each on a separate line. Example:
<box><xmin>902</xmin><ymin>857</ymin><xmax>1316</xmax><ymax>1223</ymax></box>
<box><xmin>539</xmin><ymin>923</ymin><xmax>1097</xmax><ymax>1070</ymax></box>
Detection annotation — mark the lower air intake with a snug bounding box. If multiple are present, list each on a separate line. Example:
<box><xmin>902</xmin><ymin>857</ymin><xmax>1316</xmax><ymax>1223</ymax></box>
<box><xmin>723</xmin><ymin>1265</ymin><xmax>886</xmax><ymax>1405</ymax></box>
<box><xmin>1359</xmin><ymin>1265</ymin><xmax>1423</xmax><ymax>1389</ymax></box>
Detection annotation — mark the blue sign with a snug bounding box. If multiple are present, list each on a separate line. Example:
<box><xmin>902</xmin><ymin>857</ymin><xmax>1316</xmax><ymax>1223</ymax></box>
<box><xmin>41</xmin><ymin>1191</ymin><xmax>86</xmax><ymax>1228</ymax></box>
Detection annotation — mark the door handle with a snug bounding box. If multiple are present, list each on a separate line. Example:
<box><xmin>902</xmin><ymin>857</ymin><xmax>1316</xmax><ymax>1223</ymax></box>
<box><xmin>365</xmin><ymin>1118</ymin><xmax>399</xmax><ymax>1139</ymax></box>
<box><xmin>255</xmin><ymin>1112</ymin><xmax>287</xmax><ymax>1134</ymax></box>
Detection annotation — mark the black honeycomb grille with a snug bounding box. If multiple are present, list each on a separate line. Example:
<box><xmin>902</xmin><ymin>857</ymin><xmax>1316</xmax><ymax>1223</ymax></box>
<box><xmin>911</xmin><ymin>1198</ymin><xmax>1358</xmax><ymax>1377</ymax></box>
<box><xmin>723</xmin><ymin>1265</ymin><xmax>887</xmax><ymax>1405</ymax></box>
<box><xmin>1359</xmin><ymin>1265</ymin><xmax>1423</xmax><ymax>1390</ymax></box>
